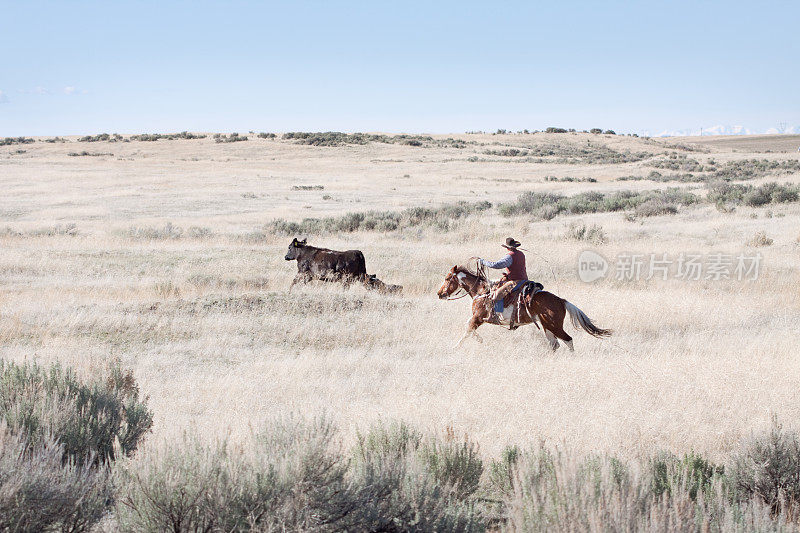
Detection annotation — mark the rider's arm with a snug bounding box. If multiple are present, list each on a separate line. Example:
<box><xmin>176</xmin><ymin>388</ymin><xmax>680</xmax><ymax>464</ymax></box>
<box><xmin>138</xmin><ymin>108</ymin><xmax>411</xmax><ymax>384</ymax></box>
<box><xmin>480</xmin><ymin>254</ymin><xmax>512</xmax><ymax>269</ymax></box>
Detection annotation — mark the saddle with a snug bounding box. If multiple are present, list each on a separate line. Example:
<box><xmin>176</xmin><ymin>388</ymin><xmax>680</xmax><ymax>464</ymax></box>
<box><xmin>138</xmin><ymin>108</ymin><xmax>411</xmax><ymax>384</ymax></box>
<box><xmin>493</xmin><ymin>280</ymin><xmax>544</xmax><ymax>314</ymax></box>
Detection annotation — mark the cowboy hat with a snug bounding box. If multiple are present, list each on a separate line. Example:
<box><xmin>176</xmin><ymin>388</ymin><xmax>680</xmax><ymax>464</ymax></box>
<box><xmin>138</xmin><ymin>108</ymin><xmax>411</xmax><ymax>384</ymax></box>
<box><xmin>502</xmin><ymin>237</ymin><xmax>521</xmax><ymax>249</ymax></box>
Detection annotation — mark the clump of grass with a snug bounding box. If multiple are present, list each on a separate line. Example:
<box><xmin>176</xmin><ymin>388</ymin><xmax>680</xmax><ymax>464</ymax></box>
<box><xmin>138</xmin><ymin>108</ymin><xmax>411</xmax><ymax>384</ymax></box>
<box><xmin>747</xmin><ymin>231</ymin><xmax>773</xmax><ymax>247</ymax></box>
<box><xmin>125</xmin><ymin>223</ymin><xmax>212</xmax><ymax>240</ymax></box>
<box><xmin>127</xmin><ymin>222</ymin><xmax>184</xmax><ymax>240</ymax></box>
<box><xmin>292</xmin><ymin>184</ymin><xmax>325</xmax><ymax>190</ymax></box>
<box><xmin>566</xmin><ymin>222</ymin><xmax>606</xmax><ymax>244</ymax></box>
<box><xmin>43</xmin><ymin>136</ymin><xmax>67</xmax><ymax>143</ymax></box>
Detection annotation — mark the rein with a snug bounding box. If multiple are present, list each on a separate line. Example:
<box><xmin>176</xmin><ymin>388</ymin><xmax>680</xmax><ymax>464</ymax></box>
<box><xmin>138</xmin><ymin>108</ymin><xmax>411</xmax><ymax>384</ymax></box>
<box><xmin>446</xmin><ymin>291</ymin><xmax>469</xmax><ymax>301</ymax></box>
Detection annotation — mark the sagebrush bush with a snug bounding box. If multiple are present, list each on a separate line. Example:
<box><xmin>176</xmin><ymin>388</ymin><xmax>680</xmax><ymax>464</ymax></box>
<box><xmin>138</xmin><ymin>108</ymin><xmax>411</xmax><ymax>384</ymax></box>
<box><xmin>0</xmin><ymin>137</ymin><xmax>35</xmax><ymax>146</ymax></box>
<box><xmin>130</xmin><ymin>131</ymin><xmax>206</xmax><ymax>141</ymax></box>
<box><xmin>0</xmin><ymin>360</ymin><xmax>152</xmax><ymax>465</ymax></box>
<box><xmin>77</xmin><ymin>133</ymin><xmax>123</xmax><ymax>142</ymax></box>
<box><xmin>117</xmin><ymin>418</ymin><xmax>485</xmax><ymax>532</ymax></box>
<box><xmin>730</xmin><ymin>418</ymin><xmax>800</xmax><ymax>513</ymax></box>
<box><xmin>0</xmin><ymin>428</ymin><xmax>111</xmax><ymax>532</ymax></box>
<box><xmin>506</xmin><ymin>445</ymin><xmax>784</xmax><ymax>532</ymax></box>
<box><xmin>649</xmin><ymin>153</ymin><xmax>707</xmax><ymax>172</ymax></box>
<box><xmin>483</xmin><ymin>143</ymin><xmax>647</xmax><ymax>165</ymax></box>
<box><xmin>499</xmin><ymin>189</ymin><xmax>697</xmax><ymax>219</ymax></box>
<box><xmin>268</xmin><ymin>201</ymin><xmax>492</xmax><ymax>236</ymax></box>
<box><xmin>634</xmin><ymin>199</ymin><xmax>678</xmax><ymax>217</ymax></box>
<box><xmin>649</xmin><ymin>451</ymin><xmax>724</xmax><ymax>501</ymax></box>
<box><xmin>213</xmin><ymin>132</ymin><xmax>248</xmax><ymax>143</ymax></box>
<box><xmin>708</xmin><ymin>181</ymin><xmax>800</xmax><ymax>209</ymax></box>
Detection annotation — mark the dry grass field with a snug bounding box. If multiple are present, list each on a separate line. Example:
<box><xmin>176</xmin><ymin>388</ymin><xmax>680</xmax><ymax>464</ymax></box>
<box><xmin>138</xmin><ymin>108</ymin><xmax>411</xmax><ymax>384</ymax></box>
<box><xmin>2</xmin><ymin>130</ymin><xmax>800</xmax><ymax>467</ymax></box>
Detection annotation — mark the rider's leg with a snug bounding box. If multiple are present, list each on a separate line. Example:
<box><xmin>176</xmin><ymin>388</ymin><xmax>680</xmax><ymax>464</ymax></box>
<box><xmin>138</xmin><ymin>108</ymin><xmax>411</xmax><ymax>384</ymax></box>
<box><xmin>488</xmin><ymin>281</ymin><xmax>515</xmax><ymax>323</ymax></box>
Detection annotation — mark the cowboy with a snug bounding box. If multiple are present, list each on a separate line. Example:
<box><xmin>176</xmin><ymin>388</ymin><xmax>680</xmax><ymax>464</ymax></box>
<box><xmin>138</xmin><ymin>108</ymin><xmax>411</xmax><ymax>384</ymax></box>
<box><xmin>479</xmin><ymin>237</ymin><xmax>528</xmax><ymax>325</ymax></box>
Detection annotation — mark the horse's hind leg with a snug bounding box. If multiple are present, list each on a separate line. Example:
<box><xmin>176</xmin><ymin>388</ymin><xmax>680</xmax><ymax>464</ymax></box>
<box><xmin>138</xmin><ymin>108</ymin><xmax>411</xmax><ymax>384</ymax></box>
<box><xmin>553</xmin><ymin>327</ymin><xmax>574</xmax><ymax>352</ymax></box>
<box><xmin>544</xmin><ymin>329</ymin><xmax>560</xmax><ymax>351</ymax></box>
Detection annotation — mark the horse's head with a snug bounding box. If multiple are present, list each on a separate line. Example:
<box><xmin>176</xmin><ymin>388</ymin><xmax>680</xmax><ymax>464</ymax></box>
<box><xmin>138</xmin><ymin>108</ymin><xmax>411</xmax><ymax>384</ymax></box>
<box><xmin>437</xmin><ymin>265</ymin><xmax>462</xmax><ymax>300</ymax></box>
<box><xmin>285</xmin><ymin>237</ymin><xmax>306</xmax><ymax>261</ymax></box>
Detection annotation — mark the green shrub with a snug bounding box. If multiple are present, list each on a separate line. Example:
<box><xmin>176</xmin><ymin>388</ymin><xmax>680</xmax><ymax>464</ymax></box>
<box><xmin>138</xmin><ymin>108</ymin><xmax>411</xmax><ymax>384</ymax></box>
<box><xmin>649</xmin><ymin>451</ymin><xmax>724</xmax><ymax>501</ymax></box>
<box><xmin>0</xmin><ymin>360</ymin><xmax>153</xmax><ymax>465</ymax></box>
<box><xmin>0</xmin><ymin>429</ymin><xmax>111</xmax><ymax>532</ymax></box>
<box><xmin>257</xmin><ymin>132</ymin><xmax>277</xmax><ymax>139</ymax></box>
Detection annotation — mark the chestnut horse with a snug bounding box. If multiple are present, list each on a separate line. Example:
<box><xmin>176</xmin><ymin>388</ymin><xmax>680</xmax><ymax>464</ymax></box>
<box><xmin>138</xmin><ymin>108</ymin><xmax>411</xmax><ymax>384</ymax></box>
<box><xmin>437</xmin><ymin>265</ymin><xmax>611</xmax><ymax>350</ymax></box>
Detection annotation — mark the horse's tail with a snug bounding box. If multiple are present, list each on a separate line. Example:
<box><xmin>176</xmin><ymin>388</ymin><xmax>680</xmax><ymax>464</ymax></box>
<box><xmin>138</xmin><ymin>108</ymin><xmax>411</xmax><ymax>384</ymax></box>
<box><xmin>563</xmin><ymin>300</ymin><xmax>612</xmax><ymax>337</ymax></box>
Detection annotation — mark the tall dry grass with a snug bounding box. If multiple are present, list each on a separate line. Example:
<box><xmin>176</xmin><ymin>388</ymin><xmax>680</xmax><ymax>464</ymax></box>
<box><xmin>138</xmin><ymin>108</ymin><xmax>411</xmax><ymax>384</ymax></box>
<box><xmin>1</xmin><ymin>133</ymin><xmax>800</xmax><ymax>528</ymax></box>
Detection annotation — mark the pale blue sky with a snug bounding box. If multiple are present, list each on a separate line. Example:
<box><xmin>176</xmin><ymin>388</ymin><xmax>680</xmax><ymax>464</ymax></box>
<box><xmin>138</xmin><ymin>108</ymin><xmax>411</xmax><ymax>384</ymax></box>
<box><xmin>1</xmin><ymin>1</ymin><xmax>798</xmax><ymax>136</ymax></box>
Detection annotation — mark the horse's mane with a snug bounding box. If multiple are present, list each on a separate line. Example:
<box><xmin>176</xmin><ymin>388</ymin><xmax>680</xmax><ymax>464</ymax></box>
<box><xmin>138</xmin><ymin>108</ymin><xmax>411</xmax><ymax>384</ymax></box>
<box><xmin>455</xmin><ymin>263</ymin><xmax>488</xmax><ymax>283</ymax></box>
<box><xmin>455</xmin><ymin>264</ymin><xmax>478</xmax><ymax>276</ymax></box>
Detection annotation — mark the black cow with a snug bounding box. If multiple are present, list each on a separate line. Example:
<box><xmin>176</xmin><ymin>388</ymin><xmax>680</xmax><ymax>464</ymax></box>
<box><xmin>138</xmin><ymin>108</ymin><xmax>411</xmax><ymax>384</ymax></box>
<box><xmin>284</xmin><ymin>238</ymin><xmax>402</xmax><ymax>293</ymax></box>
<box><xmin>284</xmin><ymin>238</ymin><xmax>367</xmax><ymax>290</ymax></box>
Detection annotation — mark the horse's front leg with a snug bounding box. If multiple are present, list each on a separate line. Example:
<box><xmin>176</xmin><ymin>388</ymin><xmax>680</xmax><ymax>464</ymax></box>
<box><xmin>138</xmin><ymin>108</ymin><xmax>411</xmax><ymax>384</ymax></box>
<box><xmin>455</xmin><ymin>315</ymin><xmax>484</xmax><ymax>348</ymax></box>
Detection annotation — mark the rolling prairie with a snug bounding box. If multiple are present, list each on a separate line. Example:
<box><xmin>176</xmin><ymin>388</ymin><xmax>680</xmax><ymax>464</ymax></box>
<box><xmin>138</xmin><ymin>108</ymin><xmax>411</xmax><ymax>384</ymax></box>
<box><xmin>2</xmin><ymin>131</ymin><xmax>799</xmax><ymax>460</ymax></box>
